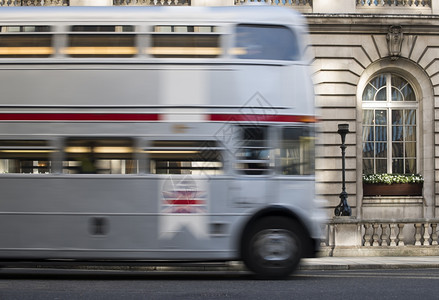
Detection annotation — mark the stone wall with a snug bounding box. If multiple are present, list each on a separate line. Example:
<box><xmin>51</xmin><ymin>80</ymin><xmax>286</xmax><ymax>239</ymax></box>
<box><xmin>307</xmin><ymin>15</ymin><xmax>437</xmax><ymax>219</ymax></box>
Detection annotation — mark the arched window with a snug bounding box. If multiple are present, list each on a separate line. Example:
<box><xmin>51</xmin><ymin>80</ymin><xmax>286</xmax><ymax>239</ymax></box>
<box><xmin>362</xmin><ymin>73</ymin><xmax>418</xmax><ymax>175</ymax></box>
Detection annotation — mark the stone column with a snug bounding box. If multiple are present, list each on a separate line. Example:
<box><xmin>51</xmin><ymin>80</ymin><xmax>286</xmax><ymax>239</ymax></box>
<box><xmin>70</xmin><ymin>0</ymin><xmax>112</xmax><ymax>5</ymax></box>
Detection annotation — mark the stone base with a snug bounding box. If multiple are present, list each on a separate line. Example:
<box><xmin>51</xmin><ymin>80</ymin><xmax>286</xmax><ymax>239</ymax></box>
<box><xmin>319</xmin><ymin>246</ymin><xmax>439</xmax><ymax>257</ymax></box>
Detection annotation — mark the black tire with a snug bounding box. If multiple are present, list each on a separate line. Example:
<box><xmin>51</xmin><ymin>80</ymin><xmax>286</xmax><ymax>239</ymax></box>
<box><xmin>242</xmin><ymin>216</ymin><xmax>304</xmax><ymax>278</ymax></box>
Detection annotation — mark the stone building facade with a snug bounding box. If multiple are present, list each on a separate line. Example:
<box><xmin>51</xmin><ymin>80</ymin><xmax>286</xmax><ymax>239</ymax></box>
<box><xmin>2</xmin><ymin>0</ymin><xmax>438</xmax><ymax>223</ymax></box>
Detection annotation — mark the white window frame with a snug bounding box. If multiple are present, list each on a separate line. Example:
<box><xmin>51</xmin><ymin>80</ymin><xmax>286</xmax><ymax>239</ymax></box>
<box><xmin>362</xmin><ymin>73</ymin><xmax>419</xmax><ymax>174</ymax></box>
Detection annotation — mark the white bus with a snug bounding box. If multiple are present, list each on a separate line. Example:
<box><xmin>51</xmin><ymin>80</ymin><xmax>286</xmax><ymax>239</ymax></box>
<box><xmin>0</xmin><ymin>5</ymin><xmax>323</xmax><ymax>278</ymax></box>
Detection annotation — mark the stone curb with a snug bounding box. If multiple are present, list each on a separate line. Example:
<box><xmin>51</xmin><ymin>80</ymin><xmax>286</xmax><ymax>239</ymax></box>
<box><xmin>76</xmin><ymin>262</ymin><xmax>439</xmax><ymax>272</ymax></box>
<box><xmin>298</xmin><ymin>263</ymin><xmax>439</xmax><ymax>271</ymax></box>
<box><xmin>4</xmin><ymin>260</ymin><xmax>439</xmax><ymax>273</ymax></box>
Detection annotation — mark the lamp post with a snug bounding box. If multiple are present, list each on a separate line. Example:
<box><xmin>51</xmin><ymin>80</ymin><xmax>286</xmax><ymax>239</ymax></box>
<box><xmin>335</xmin><ymin>123</ymin><xmax>352</xmax><ymax>216</ymax></box>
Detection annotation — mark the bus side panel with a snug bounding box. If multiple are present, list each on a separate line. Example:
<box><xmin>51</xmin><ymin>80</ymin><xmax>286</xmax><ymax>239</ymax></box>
<box><xmin>0</xmin><ymin>66</ymin><xmax>310</xmax><ymax>117</ymax></box>
<box><xmin>0</xmin><ymin>177</ymin><xmax>237</xmax><ymax>260</ymax></box>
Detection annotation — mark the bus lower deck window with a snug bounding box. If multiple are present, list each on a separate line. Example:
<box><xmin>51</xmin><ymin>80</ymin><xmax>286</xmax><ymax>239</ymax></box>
<box><xmin>0</xmin><ymin>140</ymin><xmax>53</xmax><ymax>174</ymax></box>
<box><xmin>147</xmin><ymin>140</ymin><xmax>223</xmax><ymax>175</ymax></box>
<box><xmin>63</xmin><ymin>138</ymin><xmax>138</xmax><ymax>174</ymax></box>
<box><xmin>235</xmin><ymin>126</ymin><xmax>272</xmax><ymax>175</ymax></box>
<box><xmin>280</xmin><ymin>127</ymin><xmax>315</xmax><ymax>175</ymax></box>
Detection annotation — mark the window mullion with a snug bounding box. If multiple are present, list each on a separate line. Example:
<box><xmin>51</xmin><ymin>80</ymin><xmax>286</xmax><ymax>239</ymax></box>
<box><xmin>387</xmin><ymin>74</ymin><xmax>392</xmax><ymax>174</ymax></box>
<box><xmin>387</xmin><ymin>108</ymin><xmax>392</xmax><ymax>174</ymax></box>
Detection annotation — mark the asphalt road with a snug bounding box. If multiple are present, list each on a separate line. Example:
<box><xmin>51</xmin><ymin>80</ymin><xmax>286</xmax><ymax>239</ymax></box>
<box><xmin>1</xmin><ymin>268</ymin><xmax>438</xmax><ymax>299</ymax></box>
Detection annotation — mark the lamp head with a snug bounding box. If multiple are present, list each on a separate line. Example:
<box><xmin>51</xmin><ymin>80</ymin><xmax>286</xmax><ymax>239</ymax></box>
<box><xmin>338</xmin><ymin>123</ymin><xmax>349</xmax><ymax>135</ymax></box>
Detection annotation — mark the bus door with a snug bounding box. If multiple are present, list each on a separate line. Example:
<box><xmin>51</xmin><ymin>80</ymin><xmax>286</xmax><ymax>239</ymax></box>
<box><xmin>231</xmin><ymin>126</ymin><xmax>274</xmax><ymax>205</ymax></box>
<box><xmin>276</xmin><ymin>126</ymin><xmax>316</xmax><ymax>205</ymax></box>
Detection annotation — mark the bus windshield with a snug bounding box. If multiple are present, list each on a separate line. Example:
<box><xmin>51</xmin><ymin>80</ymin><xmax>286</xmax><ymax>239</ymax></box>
<box><xmin>235</xmin><ymin>24</ymin><xmax>300</xmax><ymax>61</ymax></box>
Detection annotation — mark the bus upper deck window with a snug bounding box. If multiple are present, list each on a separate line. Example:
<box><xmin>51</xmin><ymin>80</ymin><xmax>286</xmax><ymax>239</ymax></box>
<box><xmin>0</xmin><ymin>26</ymin><xmax>52</xmax><ymax>58</ymax></box>
<box><xmin>65</xmin><ymin>25</ymin><xmax>136</xmax><ymax>58</ymax></box>
<box><xmin>233</xmin><ymin>24</ymin><xmax>300</xmax><ymax>61</ymax></box>
<box><xmin>149</xmin><ymin>25</ymin><xmax>221</xmax><ymax>58</ymax></box>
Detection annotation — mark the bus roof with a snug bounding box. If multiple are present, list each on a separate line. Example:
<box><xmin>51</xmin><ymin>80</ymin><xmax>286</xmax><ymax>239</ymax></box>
<box><xmin>0</xmin><ymin>5</ymin><xmax>305</xmax><ymax>27</ymax></box>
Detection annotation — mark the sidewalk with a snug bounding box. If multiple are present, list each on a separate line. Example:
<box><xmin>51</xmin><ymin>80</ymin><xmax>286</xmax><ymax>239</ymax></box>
<box><xmin>299</xmin><ymin>256</ymin><xmax>439</xmax><ymax>270</ymax></box>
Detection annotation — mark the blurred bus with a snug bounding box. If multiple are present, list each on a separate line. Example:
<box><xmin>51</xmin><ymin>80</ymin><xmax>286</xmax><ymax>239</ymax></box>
<box><xmin>0</xmin><ymin>5</ymin><xmax>323</xmax><ymax>278</ymax></box>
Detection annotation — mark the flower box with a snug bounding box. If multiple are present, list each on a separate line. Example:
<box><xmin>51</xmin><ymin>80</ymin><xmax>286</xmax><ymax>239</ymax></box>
<box><xmin>363</xmin><ymin>183</ymin><xmax>423</xmax><ymax>196</ymax></box>
<box><xmin>362</xmin><ymin>174</ymin><xmax>424</xmax><ymax>196</ymax></box>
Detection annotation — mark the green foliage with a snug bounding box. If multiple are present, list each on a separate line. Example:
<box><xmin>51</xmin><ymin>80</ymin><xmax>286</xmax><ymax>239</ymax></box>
<box><xmin>362</xmin><ymin>173</ymin><xmax>424</xmax><ymax>185</ymax></box>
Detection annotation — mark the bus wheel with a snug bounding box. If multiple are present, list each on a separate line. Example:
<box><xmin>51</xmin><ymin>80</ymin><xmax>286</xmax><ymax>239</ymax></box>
<box><xmin>242</xmin><ymin>216</ymin><xmax>303</xmax><ymax>278</ymax></box>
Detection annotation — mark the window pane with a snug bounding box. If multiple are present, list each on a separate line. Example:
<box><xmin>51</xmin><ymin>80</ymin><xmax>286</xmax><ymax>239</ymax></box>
<box><xmin>363</xmin><ymin>126</ymin><xmax>374</xmax><ymax>142</ymax></box>
<box><xmin>150</xmin><ymin>34</ymin><xmax>220</xmax><ymax>58</ymax></box>
<box><xmin>148</xmin><ymin>140</ymin><xmax>223</xmax><ymax>175</ymax></box>
<box><xmin>363</xmin><ymin>110</ymin><xmax>374</xmax><ymax>125</ymax></box>
<box><xmin>363</xmin><ymin>143</ymin><xmax>374</xmax><ymax>157</ymax></box>
<box><xmin>405</xmin><ymin>142</ymin><xmax>416</xmax><ymax>158</ymax></box>
<box><xmin>406</xmin><ymin>159</ymin><xmax>416</xmax><ymax>174</ymax></box>
<box><xmin>376</xmin><ymin>159</ymin><xmax>387</xmax><ymax>173</ymax></box>
<box><xmin>67</xmin><ymin>34</ymin><xmax>136</xmax><ymax>58</ymax></box>
<box><xmin>0</xmin><ymin>140</ymin><xmax>52</xmax><ymax>174</ymax></box>
<box><xmin>154</xmin><ymin>26</ymin><xmax>217</xmax><ymax>33</ymax></box>
<box><xmin>0</xmin><ymin>34</ymin><xmax>53</xmax><ymax>58</ymax></box>
<box><xmin>391</xmin><ymin>74</ymin><xmax>416</xmax><ymax>101</ymax></box>
<box><xmin>370</xmin><ymin>74</ymin><xmax>386</xmax><ymax>90</ymax></box>
<box><xmin>236</xmin><ymin>126</ymin><xmax>271</xmax><ymax>175</ymax></box>
<box><xmin>392</xmin><ymin>142</ymin><xmax>403</xmax><ymax>157</ymax></box>
<box><xmin>405</xmin><ymin>127</ymin><xmax>416</xmax><ymax>141</ymax></box>
<box><xmin>391</xmin><ymin>87</ymin><xmax>403</xmax><ymax>101</ymax></box>
<box><xmin>375</xmin><ymin>110</ymin><xmax>387</xmax><ymax>125</ymax></box>
<box><xmin>375</xmin><ymin>88</ymin><xmax>387</xmax><ymax>101</ymax></box>
<box><xmin>362</xmin><ymin>84</ymin><xmax>375</xmax><ymax>101</ymax></box>
<box><xmin>1</xmin><ymin>26</ymin><xmax>50</xmax><ymax>33</ymax></box>
<box><xmin>391</xmin><ymin>75</ymin><xmax>406</xmax><ymax>90</ymax></box>
<box><xmin>375</xmin><ymin>126</ymin><xmax>387</xmax><ymax>141</ymax></box>
<box><xmin>404</xmin><ymin>110</ymin><xmax>416</xmax><ymax>126</ymax></box>
<box><xmin>392</xmin><ymin>126</ymin><xmax>403</xmax><ymax>141</ymax></box>
<box><xmin>72</xmin><ymin>25</ymin><xmax>134</xmax><ymax>32</ymax></box>
<box><xmin>392</xmin><ymin>159</ymin><xmax>404</xmax><ymax>173</ymax></box>
<box><xmin>280</xmin><ymin>127</ymin><xmax>315</xmax><ymax>175</ymax></box>
<box><xmin>375</xmin><ymin>143</ymin><xmax>387</xmax><ymax>157</ymax></box>
<box><xmin>235</xmin><ymin>25</ymin><xmax>300</xmax><ymax>61</ymax></box>
<box><xmin>363</xmin><ymin>159</ymin><xmax>374</xmax><ymax>175</ymax></box>
<box><xmin>401</xmin><ymin>84</ymin><xmax>416</xmax><ymax>101</ymax></box>
<box><xmin>392</xmin><ymin>110</ymin><xmax>403</xmax><ymax>125</ymax></box>
<box><xmin>63</xmin><ymin>138</ymin><xmax>137</xmax><ymax>174</ymax></box>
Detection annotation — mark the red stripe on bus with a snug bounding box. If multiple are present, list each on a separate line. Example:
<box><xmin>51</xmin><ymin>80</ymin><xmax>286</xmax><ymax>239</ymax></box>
<box><xmin>208</xmin><ymin>114</ymin><xmax>317</xmax><ymax>123</ymax></box>
<box><xmin>0</xmin><ymin>113</ymin><xmax>160</xmax><ymax>121</ymax></box>
<box><xmin>164</xmin><ymin>200</ymin><xmax>205</xmax><ymax>205</ymax></box>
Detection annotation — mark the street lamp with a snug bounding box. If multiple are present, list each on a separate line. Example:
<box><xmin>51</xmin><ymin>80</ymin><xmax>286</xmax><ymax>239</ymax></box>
<box><xmin>335</xmin><ymin>123</ymin><xmax>352</xmax><ymax>216</ymax></box>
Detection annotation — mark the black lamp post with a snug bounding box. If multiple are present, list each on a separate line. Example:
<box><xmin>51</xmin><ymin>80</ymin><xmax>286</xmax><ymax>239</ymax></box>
<box><xmin>335</xmin><ymin>123</ymin><xmax>352</xmax><ymax>216</ymax></box>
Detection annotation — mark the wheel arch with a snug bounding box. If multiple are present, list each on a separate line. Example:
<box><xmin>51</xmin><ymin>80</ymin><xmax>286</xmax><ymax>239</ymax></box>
<box><xmin>238</xmin><ymin>205</ymin><xmax>316</xmax><ymax>259</ymax></box>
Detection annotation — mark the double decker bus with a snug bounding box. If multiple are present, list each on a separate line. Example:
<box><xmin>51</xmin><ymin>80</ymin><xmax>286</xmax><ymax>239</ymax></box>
<box><xmin>0</xmin><ymin>5</ymin><xmax>324</xmax><ymax>278</ymax></box>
